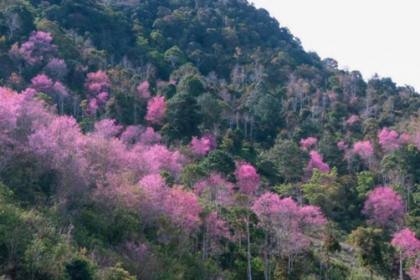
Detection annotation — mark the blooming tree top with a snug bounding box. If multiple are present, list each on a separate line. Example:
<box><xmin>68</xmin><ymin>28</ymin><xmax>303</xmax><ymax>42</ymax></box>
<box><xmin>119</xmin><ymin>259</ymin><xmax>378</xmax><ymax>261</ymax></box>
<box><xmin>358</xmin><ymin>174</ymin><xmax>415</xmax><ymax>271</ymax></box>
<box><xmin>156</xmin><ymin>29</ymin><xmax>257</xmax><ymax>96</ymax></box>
<box><xmin>145</xmin><ymin>96</ymin><xmax>166</xmax><ymax>124</ymax></box>
<box><xmin>306</xmin><ymin>151</ymin><xmax>330</xmax><ymax>174</ymax></box>
<box><xmin>353</xmin><ymin>140</ymin><xmax>374</xmax><ymax>160</ymax></box>
<box><xmin>378</xmin><ymin>127</ymin><xmax>399</xmax><ymax>152</ymax></box>
<box><xmin>235</xmin><ymin>162</ymin><xmax>260</xmax><ymax>195</ymax></box>
<box><xmin>300</xmin><ymin>137</ymin><xmax>317</xmax><ymax>151</ymax></box>
<box><xmin>391</xmin><ymin>228</ymin><xmax>420</xmax><ymax>257</ymax></box>
<box><xmin>362</xmin><ymin>186</ymin><xmax>404</xmax><ymax>228</ymax></box>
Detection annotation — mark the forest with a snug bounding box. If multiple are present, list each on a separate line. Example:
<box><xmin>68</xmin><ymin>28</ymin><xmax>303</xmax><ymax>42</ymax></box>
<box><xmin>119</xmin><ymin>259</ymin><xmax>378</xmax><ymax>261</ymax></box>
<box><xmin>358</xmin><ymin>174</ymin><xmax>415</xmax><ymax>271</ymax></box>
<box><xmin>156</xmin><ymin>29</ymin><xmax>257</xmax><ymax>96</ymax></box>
<box><xmin>1</xmin><ymin>0</ymin><xmax>420</xmax><ymax>279</ymax></box>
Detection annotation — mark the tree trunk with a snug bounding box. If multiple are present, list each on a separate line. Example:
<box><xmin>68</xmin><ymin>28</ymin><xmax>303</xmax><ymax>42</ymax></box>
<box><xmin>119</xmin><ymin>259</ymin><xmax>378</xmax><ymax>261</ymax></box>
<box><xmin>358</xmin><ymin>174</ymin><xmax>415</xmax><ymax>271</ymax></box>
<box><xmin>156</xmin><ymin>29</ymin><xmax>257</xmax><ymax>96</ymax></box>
<box><xmin>246</xmin><ymin>216</ymin><xmax>252</xmax><ymax>280</ymax></box>
<box><xmin>400</xmin><ymin>251</ymin><xmax>403</xmax><ymax>280</ymax></box>
<box><xmin>263</xmin><ymin>238</ymin><xmax>268</xmax><ymax>280</ymax></box>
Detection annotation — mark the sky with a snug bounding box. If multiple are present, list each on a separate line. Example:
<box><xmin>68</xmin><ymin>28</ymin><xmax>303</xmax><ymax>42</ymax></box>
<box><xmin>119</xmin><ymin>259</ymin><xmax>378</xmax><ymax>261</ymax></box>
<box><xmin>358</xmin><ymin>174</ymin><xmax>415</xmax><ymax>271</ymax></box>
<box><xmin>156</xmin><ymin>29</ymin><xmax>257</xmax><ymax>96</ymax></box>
<box><xmin>251</xmin><ymin>0</ymin><xmax>420</xmax><ymax>92</ymax></box>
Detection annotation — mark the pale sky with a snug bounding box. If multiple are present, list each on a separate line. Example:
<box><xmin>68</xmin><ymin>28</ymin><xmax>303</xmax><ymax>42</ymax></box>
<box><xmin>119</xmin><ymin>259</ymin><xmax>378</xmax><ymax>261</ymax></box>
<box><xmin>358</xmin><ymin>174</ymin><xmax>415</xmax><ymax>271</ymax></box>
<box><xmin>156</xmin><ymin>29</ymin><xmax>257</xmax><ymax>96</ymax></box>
<box><xmin>251</xmin><ymin>0</ymin><xmax>420</xmax><ymax>92</ymax></box>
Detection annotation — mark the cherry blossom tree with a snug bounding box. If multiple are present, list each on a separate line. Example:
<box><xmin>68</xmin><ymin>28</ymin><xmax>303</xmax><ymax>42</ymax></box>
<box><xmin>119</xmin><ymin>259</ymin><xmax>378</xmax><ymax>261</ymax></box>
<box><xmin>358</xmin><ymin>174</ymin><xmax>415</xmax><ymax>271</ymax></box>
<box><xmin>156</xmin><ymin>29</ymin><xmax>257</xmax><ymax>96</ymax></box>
<box><xmin>93</xmin><ymin>119</ymin><xmax>122</xmax><ymax>139</ymax></box>
<box><xmin>235</xmin><ymin>162</ymin><xmax>260</xmax><ymax>195</ymax></box>
<box><xmin>252</xmin><ymin>192</ymin><xmax>326</xmax><ymax>279</ymax></box>
<box><xmin>201</xmin><ymin>211</ymin><xmax>230</xmax><ymax>260</ymax></box>
<box><xmin>362</xmin><ymin>186</ymin><xmax>404</xmax><ymax>229</ymax></box>
<box><xmin>409</xmin><ymin>259</ymin><xmax>420</xmax><ymax>280</ymax></box>
<box><xmin>20</xmin><ymin>31</ymin><xmax>58</xmax><ymax>65</ymax></box>
<box><xmin>30</xmin><ymin>74</ymin><xmax>69</xmax><ymax>114</ymax></box>
<box><xmin>252</xmin><ymin>192</ymin><xmax>282</xmax><ymax>280</ymax></box>
<box><xmin>305</xmin><ymin>151</ymin><xmax>330</xmax><ymax>176</ymax></box>
<box><xmin>85</xmin><ymin>70</ymin><xmax>111</xmax><ymax>98</ymax></box>
<box><xmin>145</xmin><ymin>96</ymin><xmax>166</xmax><ymax>124</ymax></box>
<box><xmin>121</xmin><ymin>126</ymin><xmax>162</xmax><ymax>146</ymax></box>
<box><xmin>399</xmin><ymin>132</ymin><xmax>410</xmax><ymax>145</ymax></box>
<box><xmin>31</xmin><ymin>74</ymin><xmax>53</xmax><ymax>94</ymax></box>
<box><xmin>28</xmin><ymin>116</ymin><xmax>89</xmax><ymax>202</ymax></box>
<box><xmin>0</xmin><ymin>87</ymin><xmax>53</xmax><ymax>174</ymax></box>
<box><xmin>193</xmin><ymin>172</ymin><xmax>235</xmax><ymax>210</ymax></box>
<box><xmin>353</xmin><ymin>140</ymin><xmax>374</xmax><ymax>160</ymax></box>
<box><xmin>164</xmin><ymin>186</ymin><xmax>202</xmax><ymax>235</ymax></box>
<box><xmin>353</xmin><ymin>140</ymin><xmax>374</xmax><ymax>169</ymax></box>
<box><xmin>337</xmin><ymin>141</ymin><xmax>348</xmax><ymax>151</ymax></box>
<box><xmin>378</xmin><ymin>127</ymin><xmax>399</xmax><ymax>153</ymax></box>
<box><xmin>139</xmin><ymin>127</ymin><xmax>162</xmax><ymax>145</ymax></box>
<box><xmin>139</xmin><ymin>174</ymin><xmax>169</xmax><ymax>224</ymax></box>
<box><xmin>84</xmin><ymin>71</ymin><xmax>110</xmax><ymax>116</ymax></box>
<box><xmin>142</xmin><ymin>144</ymin><xmax>185</xmax><ymax>178</ymax></box>
<box><xmin>391</xmin><ymin>228</ymin><xmax>420</xmax><ymax>280</ymax></box>
<box><xmin>300</xmin><ymin>137</ymin><xmax>317</xmax><ymax>151</ymax></box>
<box><xmin>346</xmin><ymin>115</ymin><xmax>359</xmax><ymax>125</ymax></box>
<box><xmin>137</xmin><ymin>81</ymin><xmax>150</xmax><ymax>99</ymax></box>
<box><xmin>190</xmin><ymin>134</ymin><xmax>217</xmax><ymax>157</ymax></box>
<box><xmin>44</xmin><ymin>58</ymin><xmax>68</xmax><ymax>81</ymax></box>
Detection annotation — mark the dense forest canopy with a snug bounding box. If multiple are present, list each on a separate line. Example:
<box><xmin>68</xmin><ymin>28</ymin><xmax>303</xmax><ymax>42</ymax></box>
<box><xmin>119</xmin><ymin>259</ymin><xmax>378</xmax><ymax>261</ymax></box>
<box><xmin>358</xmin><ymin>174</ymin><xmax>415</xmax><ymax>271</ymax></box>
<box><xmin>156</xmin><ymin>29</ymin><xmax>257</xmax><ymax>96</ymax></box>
<box><xmin>1</xmin><ymin>0</ymin><xmax>420</xmax><ymax>279</ymax></box>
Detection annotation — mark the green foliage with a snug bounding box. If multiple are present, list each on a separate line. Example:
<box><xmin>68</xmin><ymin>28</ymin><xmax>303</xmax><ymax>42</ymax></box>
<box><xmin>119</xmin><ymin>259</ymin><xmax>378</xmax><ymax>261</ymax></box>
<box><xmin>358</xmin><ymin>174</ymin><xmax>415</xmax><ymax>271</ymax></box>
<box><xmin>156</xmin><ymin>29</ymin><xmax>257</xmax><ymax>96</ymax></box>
<box><xmin>261</xmin><ymin>139</ymin><xmax>309</xmax><ymax>183</ymax></box>
<box><xmin>347</xmin><ymin>227</ymin><xmax>384</xmax><ymax>278</ymax></box>
<box><xmin>303</xmin><ymin>168</ymin><xmax>348</xmax><ymax>221</ymax></box>
<box><xmin>200</xmin><ymin>149</ymin><xmax>236</xmax><ymax>177</ymax></box>
<box><xmin>162</xmin><ymin>90</ymin><xmax>202</xmax><ymax>141</ymax></box>
<box><xmin>102</xmin><ymin>263</ymin><xmax>135</xmax><ymax>280</ymax></box>
<box><xmin>65</xmin><ymin>257</ymin><xmax>95</xmax><ymax>280</ymax></box>
<box><xmin>356</xmin><ymin>171</ymin><xmax>375</xmax><ymax>201</ymax></box>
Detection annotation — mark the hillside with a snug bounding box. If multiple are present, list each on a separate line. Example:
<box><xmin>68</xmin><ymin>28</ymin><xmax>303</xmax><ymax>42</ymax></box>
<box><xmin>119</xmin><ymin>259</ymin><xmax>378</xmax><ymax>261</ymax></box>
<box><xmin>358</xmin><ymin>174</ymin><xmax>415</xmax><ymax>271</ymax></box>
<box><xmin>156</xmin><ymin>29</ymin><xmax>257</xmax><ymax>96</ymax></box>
<box><xmin>1</xmin><ymin>0</ymin><xmax>420</xmax><ymax>279</ymax></box>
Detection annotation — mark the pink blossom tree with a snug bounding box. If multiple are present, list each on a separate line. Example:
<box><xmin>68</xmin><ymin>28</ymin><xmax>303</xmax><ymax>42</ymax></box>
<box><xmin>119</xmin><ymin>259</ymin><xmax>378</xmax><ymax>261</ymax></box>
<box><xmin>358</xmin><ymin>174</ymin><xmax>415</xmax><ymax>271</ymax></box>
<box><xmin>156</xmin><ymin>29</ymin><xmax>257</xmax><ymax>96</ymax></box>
<box><xmin>305</xmin><ymin>151</ymin><xmax>330</xmax><ymax>174</ymax></box>
<box><xmin>378</xmin><ymin>127</ymin><xmax>399</xmax><ymax>153</ymax></box>
<box><xmin>337</xmin><ymin>140</ymin><xmax>348</xmax><ymax>151</ymax></box>
<box><xmin>409</xmin><ymin>259</ymin><xmax>420</xmax><ymax>280</ymax></box>
<box><xmin>193</xmin><ymin>173</ymin><xmax>235</xmax><ymax>211</ymax></box>
<box><xmin>0</xmin><ymin>87</ymin><xmax>53</xmax><ymax>172</ymax></box>
<box><xmin>84</xmin><ymin>70</ymin><xmax>110</xmax><ymax>116</ymax></box>
<box><xmin>31</xmin><ymin>74</ymin><xmax>53</xmax><ymax>93</ymax></box>
<box><xmin>201</xmin><ymin>211</ymin><xmax>231</xmax><ymax>260</ymax></box>
<box><xmin>252</xmin><ymin>192</ymin><xmax>283</xmax><ymax>280</ymax></box>
<box><xmin>391</xmin><ymin>228</ymin><xmax>420</xmax><ymax>280</ymax></box>
<box><xmin>362</xmin><ymin>186</ymin><xmax>404</xmax><ymax>229</ymax></box>
<box><xmin>252</xmin><ymin>193</ymin><xmax>326</xmax><ymax>278</ymax></box>
<box><xmin>399</xmin><ymin>132</ymin><xmax>410</xmax><ymax>145</ymax></box>
<box><xmin>300</xmin><ymin>137</ymin><xmax>317</xmax><ymax>151</ymax></box>
<box><xmin>20</xmin><ymin>31</ymin><xmax>58</xmax><ymax>65</ymax></box>
<box><xmin>235</xmin><ymin>162</ymin><xmax>260</xmax><ymax>195</ymax></box>
<box><xmin>346</xmin><ymin>115</ymin><xmax>359</xmax><ymax>125</ymax></box>
<box><xmin>139</xmin><ymin>127</ymin><xmax>162</xmax><ymax>145</ymax></box>
<box><xmin>85</xmin><ymin>70</ymin><xmax>111</xmax><ymax>98</ymax></box>
<box><xmin>233</xmin><ymin>162</ymin><xmax>260</xmax><ymax>280</ymax></box>
<box><xmin>298</xmin><ymin>205</ymin><xmax>327</xmax><ymax>235</ymax></box>
<box><xmin>30</xmin><ymin>74</ymin><xmax>69</xmax><ymax>114</ymax></box>
<box><xmin>142</xmin><ymin>144</ymin><xmax>185</xmax><ymax>178</ymax></box>
<box><xmin>139</xmin><ymin>174</ymin><xmax>169</xmax><ymax>225</ymax></box>
<box><xmin>93</xmin><ymin>119</ymin><xmax>122</xmax><ymax>139</ymax></box>
<box><xmin>120</xmin><ymin>126</ymin><xmax>162</xmax><ymax>146</ymax></box>
<box><xmin>145</xmin><ymin>96</ymin><xmax>166</xmax><ymax>124</ymax></box>
<box><xmin>190</xmin><ymin>134</ymin><xmax>217</xmax><ymax>157</ymax></box>
<box><xmin>28</xmin><ymin>116</ymin><xmax>89</xmax><ymax>202</ymax></box>
<box><xmin>165</xmin><ymin>186</ymin><xmax>202</xmax><ymax>235</ymax></box>
<box><xmin>44</xmin><ymin>58</ymin><xmax>68</xmax><ymax>81</ymax></box>
<box><xmin>137</xmin><ymin>81</ymin><xmax>150</xmax><ymax>99</ymax></box>
<box><xmin>353</xmin><ymin>140</ymin><xmax>374</xmax><ymax>160</ymax></box>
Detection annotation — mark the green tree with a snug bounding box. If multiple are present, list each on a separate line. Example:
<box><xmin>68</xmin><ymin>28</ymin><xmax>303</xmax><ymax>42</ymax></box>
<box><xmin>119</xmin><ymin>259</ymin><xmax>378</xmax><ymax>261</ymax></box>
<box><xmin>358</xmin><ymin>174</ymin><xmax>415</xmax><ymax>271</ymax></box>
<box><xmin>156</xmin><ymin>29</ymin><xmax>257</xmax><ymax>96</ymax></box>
<box><xmin>65</xmin><ymin>258</ymin><xmax>95</xmax><ymax>280</ymax></box>
<box><xmin>347</xmin><ymin>227</ymin><xmax>384</xmax><ymax>280</ymax></box>
<box><xmin>200</xmin><ymin>150</ymin><xmax>235</xmax><ymax>177</ymax></box>
<box><xmin>161</xmin><ymin>90</ymin><xmax>202</xmax><ymax>141</ymax></box>
<box><xmin>261</xmin><ymin>140</ymin><xmax>309</xmax><ymax>183</ymax></box>
<box><xmin>303</xmin><ymin>168</ymin><xmax>347</xmax><ymax>221</ymax></box>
